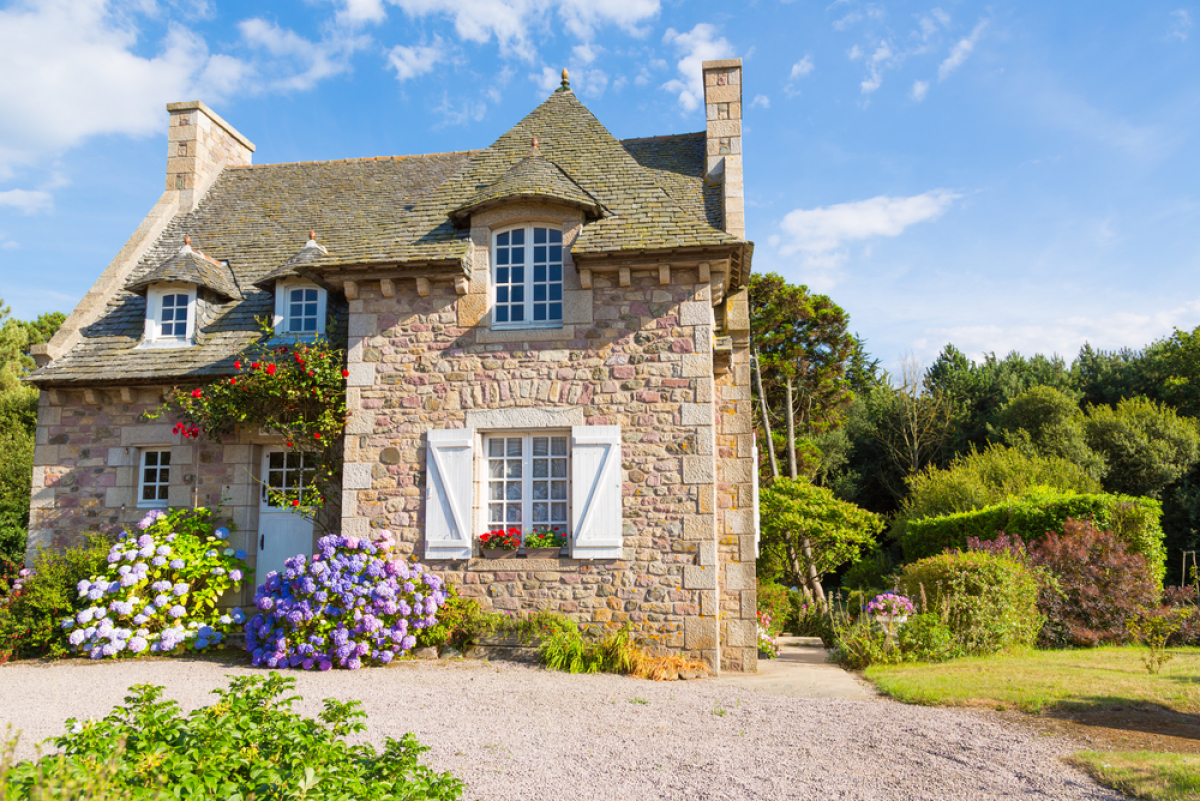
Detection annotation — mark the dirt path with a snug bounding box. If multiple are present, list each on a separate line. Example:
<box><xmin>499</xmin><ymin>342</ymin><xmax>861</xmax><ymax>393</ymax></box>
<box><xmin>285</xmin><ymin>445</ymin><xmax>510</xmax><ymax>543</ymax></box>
<box><xmin>0</xmin><ymin>656</ymin><xmax>1120</xmax><ymax>801</ymax></box>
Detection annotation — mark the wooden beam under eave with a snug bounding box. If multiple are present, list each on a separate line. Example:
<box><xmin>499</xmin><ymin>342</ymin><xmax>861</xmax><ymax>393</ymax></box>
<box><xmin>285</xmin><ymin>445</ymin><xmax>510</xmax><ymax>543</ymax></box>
<box><xmin>380</xmin><ymin>278</ymin><xmax>396</xmax><ymax>298</ymax></box>
<box><xmin>416</xmin><ymin>277</ymin><xmax>430</xmax><ymax>297</ymax></box>
<box><xmin>343</xmin><ymin>280</ymin><xmax>359</xmax><ymax>300</ymax></box>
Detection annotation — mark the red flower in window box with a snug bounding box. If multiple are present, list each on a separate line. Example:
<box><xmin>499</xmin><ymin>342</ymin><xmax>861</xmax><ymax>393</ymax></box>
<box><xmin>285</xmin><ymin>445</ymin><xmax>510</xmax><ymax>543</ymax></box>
<box><xmin>479</xmin><ymin>527</ymin><xmax>522</xmax><ymax>550</ymax></box>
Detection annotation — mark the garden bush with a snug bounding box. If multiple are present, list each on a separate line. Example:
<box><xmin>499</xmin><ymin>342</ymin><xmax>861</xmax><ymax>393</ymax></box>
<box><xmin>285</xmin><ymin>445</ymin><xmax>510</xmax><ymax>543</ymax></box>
<box><xmin>247</xmin><ymin>530</ymin><xmax>447</xmax><ymax>669</ymax></box>
<box><xmin>0</xmin><ymin>673</ymin><xmax>464</xmax><ymax>801</ymax></box>
<box><xmin>1165</xmin><ymin>585</ymin><xmax>1200</xmax><ymax>647</ymax></box>
<box><xmin>899</xmin><ymin>550</ymin><xmax>1042</xmax><ymax>655</ymax></box>
<box><xmin>756</xmin><ymin>580</ymin><xmax>792</xmax><ymax>633</ymax></box>
<box><xmin>0</xmin><ymin>533</ymin><xmax>110</xmax><ymax>661</ymax></box>
<box><xmin>1027</xmin><ymin>519</ymin><xmax>1159</xmax><ymax>647</ymax></box>
<box><xmin>839</xmin><ymin>549</ymin><xmax>896</xmax><ymax>591</ymax></box>
<box><xmin>902</xmin><ymin>487</ymin><xmax>1166</xmax><ymax>584</ymax></box>
<box><xmin>414</xmin><ymin>585</ymin><xmax>505</xmax><ymax>652</ymax></box>
<box><xmin>62</xmin><ymin>508</ymin><xmax>250</xmax><ymax>658</ymax></box>
<box><xmin>895</xmin><ymin>612</ymin><xmax>959</xmax><ymax>662</ymax></box>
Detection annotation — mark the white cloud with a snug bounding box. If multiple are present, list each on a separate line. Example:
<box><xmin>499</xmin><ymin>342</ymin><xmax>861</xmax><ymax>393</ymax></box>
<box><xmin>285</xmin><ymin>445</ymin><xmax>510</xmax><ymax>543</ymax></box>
<box><xmin>833</xmin><ymin>11</ymin><xmax>862</xmax><ymax>30</ymax></box>
<box><xmin>790</xmin><ymin>55</ymin><xmax>814</xmax><ymax>80</ymax></box>
<box><xmin>0</xmin><ymin>189</ymin><xmax>53</xmax><ymax>214</ymax></box>
<box><xmin>910</xmin><ymin>80</ymin><xmax>929</xmax><ymax>101</ymax></box>
<box><xmin>1168</xmin><ymin>9</ymin><xmax>1192</xmax><ymax>41</ymax></box>
<box><xmin>861</xmin><ymin>41</ymin><xmax>894</xmax><ymax>94</ymax></box>
<box><xmin>776</xmin><ymin>189</ymin><xmax>961</xmax><ymax>256</ymax></box>
<box><xmin>434</xmin><ymin>94</ymin><xmax>488</xmax><ymax>127</ymax></box>
<box><xmin>751</xmin><ymin>94</ymin><xmax>770</xmax><ymax>109</ymax></box>
<box><xmin>848</xmin><ymin>44</ymin><xmax>863</xmax><ymax>60</ymax></box>
<box><xmin>938</xmin><ymin>19</ymin><xmax>988</xmax><ymax>81</ymax></box>
<box><xmin>660</xmin><ymin>23</ymin><xmax>736</xmax><ymax>111</ymax></box>
<box><xmin>533</xmin><ymin>64</ymin><xmax>608</xmax><ymax>98</ymax></box>
<box><xmin>915</xmin><ymin>298</ymin><xmax>1200</xmax><ymax>364</ymax></box>
<box><xmin>237</xmin><ymin>18</ymin><xmax>368</xmax><ymax>92</ymax></box>
<box><xmin>386</xmin><ymin>36</ymin><xmax>450</xmax><ymax>82</ymax></box>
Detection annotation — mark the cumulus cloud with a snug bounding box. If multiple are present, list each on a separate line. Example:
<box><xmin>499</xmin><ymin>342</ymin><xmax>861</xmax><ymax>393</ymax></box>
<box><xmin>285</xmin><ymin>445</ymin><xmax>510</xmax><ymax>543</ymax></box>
<box><xmin>776</xmin><ymin>189</ymin><xmax>961</xmax><ymax>256</ymax></box>
<box><xmin>386</xmin><ymin>36</ymin><xmax>450</xmax><ymax>81</ymax></box>
<box><xmin>790</xmin><ymin>55</ymin><xmax>814</xmax><ymax>80</ymax></box>
<box><xmin>660</xmin><ymin>23</ymin><xmax>736</xmax><ymax>111</ymax></box>
<box><xmin>751</xmin><ymin>94</ymin><xmax>770</xmax><ymax>109</ymax></box>
<box><xmin>1168</xmin><ymin>9</ymin><xmax>1192</xmax><ymax>41</ymax></box>
<box><xmin>237</xmin><ymin>18</ymin><xmax>369</xmax><ymax>92</ymax></box>
<box><xmin>0</xmin><ymin>189</ymin><xmax>53</xmax><ymax>214</ymax></box>
<box><xmin>860</xmin><ymin>41</ymin><xmax>894</xmax><ymax>94</ymax></box>
<box><xmin>938</xmin><ymin>19</ymin><xmax>988</xmax><ymax>81</ymax></box>
<box><xmin>910</xmin><ymin>80</ymin><xmax>929</xmax><ymax>101</ymax></box>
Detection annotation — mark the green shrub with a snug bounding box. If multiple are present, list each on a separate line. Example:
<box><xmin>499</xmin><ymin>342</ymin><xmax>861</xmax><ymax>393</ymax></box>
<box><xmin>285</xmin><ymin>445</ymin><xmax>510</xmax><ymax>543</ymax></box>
<box><xmin>0</xmin><ymin>673</ymin><xmax>464</xmax><ymax>800</ymax></box>
<box><xmin>902</xmin><ymin>487</ymin><xmax>1166</xmax><ymax>584</ymax></box>
<box><xmin>538</xmin><ymin>623</ymin><xmax>640</xmax><ymax>674</ymax></box>
<box><xmin>756</xmin><ymin>581</ymin><xmax>792</xmax><ymax>634</ymax></box>
<box><xmin>840</xmin><ymin>549</ymin><xmax>896</xmax><ymax>591</ymax></box>
<box><xmin>0</xmin><ymin>534</ymin><xmax>110</xmax><ymax>660</ymax></box>
<box><xmin>416</xmin><ymin>585</ymin><xmax>505</xmax><ymax>652</ymax></box>
<box><xmin>895</xmin><ymin>612</ymin><xmax>960</xmax><ymax>662</ymax></box>
<box><xmin>899</xmin><ymin>550</ymin><xmax>1042</xmax><ymax>655</ymax></box>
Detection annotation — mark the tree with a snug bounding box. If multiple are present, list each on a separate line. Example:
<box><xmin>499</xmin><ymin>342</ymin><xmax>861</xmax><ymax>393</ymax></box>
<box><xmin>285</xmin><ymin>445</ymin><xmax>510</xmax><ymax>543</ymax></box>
<box><xmin>758</xmin><ymin>478</ymin><xmax>883</xmax><ymax>597</ymax></box>
<box><xmin>1085</xmin><ymin>397</ymin><xmax>1200</xmax><ymax>499</ymax></box>
<box><xmin>995</xmin><ymin>385</ymin><xmax>1106</xmax><ymax>481</ymax></box>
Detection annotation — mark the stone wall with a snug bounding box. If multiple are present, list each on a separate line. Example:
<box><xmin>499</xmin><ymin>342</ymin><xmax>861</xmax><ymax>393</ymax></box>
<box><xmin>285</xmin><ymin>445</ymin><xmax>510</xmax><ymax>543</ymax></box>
<box><xmin>340</xmin><ymin>254</ymin><xmax>756</xmax><ymax>670</ymax></box>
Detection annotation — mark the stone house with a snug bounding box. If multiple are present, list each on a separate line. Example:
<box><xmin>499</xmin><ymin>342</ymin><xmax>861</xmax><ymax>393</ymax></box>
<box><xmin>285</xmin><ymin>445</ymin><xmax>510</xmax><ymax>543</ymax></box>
<box><xmin>26</xmin><ymin>59</ymin><xmax>760</xmax><ymax>672</ymax></box>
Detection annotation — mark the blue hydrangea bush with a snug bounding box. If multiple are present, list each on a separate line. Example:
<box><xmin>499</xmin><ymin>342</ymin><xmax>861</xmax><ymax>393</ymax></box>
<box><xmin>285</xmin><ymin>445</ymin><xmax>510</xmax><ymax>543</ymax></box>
<box><xmin>247</xmin><ymin>531</ymin><xmax>448</xmax><ymax>670</ymax></box>
<box><xmin>61</xmin><ymin>507</ymin><xmax>251</xmax><ymax>658</ymax></box>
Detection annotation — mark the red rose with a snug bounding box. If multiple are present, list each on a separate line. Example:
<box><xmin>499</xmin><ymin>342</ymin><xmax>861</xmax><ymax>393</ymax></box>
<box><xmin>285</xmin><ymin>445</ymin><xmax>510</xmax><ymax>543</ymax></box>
<box><xmin>291</xmin><ymin>499</ymin><xmax>300</xmax><ymax>507</ymax></box>
<box><xmin>230</xmin><ymin>378</ymin><xmax>237</xmax><ymax>386</ymax></box>
<box><xmin>314</xmin><ymin>432</ymin><xmax>321</xmax><ymax>440</ymax></box>
<box><xmin>286</xmin><ymin>441</ymin><xmax>293</xmax><ymax>447</ymax></box>
<box><xmin>266</xmin><ymin>364</ymin><xmax>277</xmax><ymax>376</ymax></box>
<box><xmin>234</xmin><ymin>361</ymin><xmax>241</xmax><ymax>369</ymax></box>
<box><xmin>191</xmin><ymin>388</ymin><xmax>202</xmax><ymax>398</ymax></box>
<box><xmin>341</xmin><ymin>369</ymin><xmax>349</xmax><ymax>378</ymax></box>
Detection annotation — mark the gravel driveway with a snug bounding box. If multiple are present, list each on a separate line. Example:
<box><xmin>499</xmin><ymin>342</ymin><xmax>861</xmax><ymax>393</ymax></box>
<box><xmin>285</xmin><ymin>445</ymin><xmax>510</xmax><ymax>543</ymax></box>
<box><xmin>0</xmin><ymin>656</ymin><xmax>1119</xmax><ymax>801</ymax></box>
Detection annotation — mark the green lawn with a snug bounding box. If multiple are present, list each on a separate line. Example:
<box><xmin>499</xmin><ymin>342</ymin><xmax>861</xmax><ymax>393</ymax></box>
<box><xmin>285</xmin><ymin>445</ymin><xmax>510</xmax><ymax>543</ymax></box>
<box><xmin>1070</xmin><ymin>752</ymin><xmax>1200</xmax><ymax>801</ymax></box>
<box><xmin>864</xmin><ymin>647</ymin><xmax>1200</xmax><ymax>801</ymax></box>
<box><xmin>864</xmin><ymin>646</ymin><xmax>1200</xmax><ymax>714</ymax></box>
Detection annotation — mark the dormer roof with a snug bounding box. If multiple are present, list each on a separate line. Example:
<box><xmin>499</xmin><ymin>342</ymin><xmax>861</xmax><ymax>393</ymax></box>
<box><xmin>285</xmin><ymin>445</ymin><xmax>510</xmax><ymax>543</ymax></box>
<box><xmin>254</xmin><ymin>233</ymin><xmax>329</xmax><ymax>291</ymax></box>
<box><xmin>451</xmin><ymin>146</ymin><xmax>603</xmax><ymax>222</ymax></box>
<box><xmin>125</xmin><ymin>237</ymin><xmax>241</xmax><ymax>300</ymax></box>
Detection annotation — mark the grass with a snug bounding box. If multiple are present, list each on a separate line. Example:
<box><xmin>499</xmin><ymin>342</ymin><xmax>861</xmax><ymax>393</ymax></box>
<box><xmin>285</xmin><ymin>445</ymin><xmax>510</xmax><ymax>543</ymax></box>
<box><xmin>864</xmin><ymin>646</ymin><xmax>1200</xmax><ymax>714</ymax></box>
<box><xmin>1068</xmin><ymin>752</ymin><xmax>1200</xmax><ymax>801</ymax></box>
<box><xmin>863</xmin><ymin>646</ymin><xmax>1200</xmax><ymax>801</ymax></box>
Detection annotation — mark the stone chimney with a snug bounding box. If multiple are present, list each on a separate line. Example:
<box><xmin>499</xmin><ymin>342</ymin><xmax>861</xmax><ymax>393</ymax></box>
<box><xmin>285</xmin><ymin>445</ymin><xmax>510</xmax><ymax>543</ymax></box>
<box><xmin>166</xmin><ymin>101</ymin><xmax>255</xmax><ymax>212</ymax></box>
<box><xmin>702</xmin><ymin>59</ymin><xmax>744</xmax><ymax>239</ymax></box>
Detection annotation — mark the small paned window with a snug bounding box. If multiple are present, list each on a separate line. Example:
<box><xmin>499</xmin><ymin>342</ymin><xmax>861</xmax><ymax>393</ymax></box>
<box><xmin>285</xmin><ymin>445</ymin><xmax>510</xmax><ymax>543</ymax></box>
<box><xmin>138</xmin><ymin>449</ymin><xmax>171</xmax><ymax>506</ymax></box>
<box><xmin>486</xmin><ymin>434</ymin><xmax>569</xmax><ymax>533</ymax></box>
<box><xmin>287</xmin><ymin>287</ymin><xmax>319</xmax><ymax>333</ymax></box>
<box><xmin>493</xmin><ymin>226</ymin><xmax>563</xmax><ymax>327</ymax></box>
<box><xmin>262</xmin><ymin>450</ymin><xmax>316</xmax><ymax>507</ymax></box>
<box><xmin>160</xmin><ymin>294</ymin><xmax>189</xmax><ymax>339</ymax></box>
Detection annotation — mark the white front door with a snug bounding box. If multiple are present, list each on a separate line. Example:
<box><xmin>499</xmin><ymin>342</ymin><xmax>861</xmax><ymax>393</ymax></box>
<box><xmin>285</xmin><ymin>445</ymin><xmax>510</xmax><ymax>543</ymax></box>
<box><xmin>256</xmin><ymin>449</ymin><xmax>315</xmax><ymax>586</ymax></box>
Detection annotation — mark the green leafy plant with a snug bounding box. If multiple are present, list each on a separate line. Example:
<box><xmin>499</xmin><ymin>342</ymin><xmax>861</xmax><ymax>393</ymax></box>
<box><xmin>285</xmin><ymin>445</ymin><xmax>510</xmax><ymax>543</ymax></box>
<box><xmin>756</xmin><ymin>581</ymin><xmax>792</xmax><ymax>633</ymax></box>
<box><xmin>416</xmin><ymin>586</ymin><xmax>506</xmax><ymax>652</ymax></box>
<box><xmin>895</xmin><ymin>613</ymin><xmax>960</xmax><ymax>663</ymax></box>
<box><xmin>150</xmin><ymin>327</ymin><xmax>348</xmax><ymax>521</ymax></box>
<box><xmin>1127</xmin><ymin>606</ymin><xmax>1190</xmax><ymax>674</ymax></box>
<box><xmin>478</xmin><ymin>528</ymin><xmax>521</xmax><ymax>550</ymax></box>
<box><xmin>0</xmin><ymin>673</ymin><xmax>464</xmax><ymax>800</ymax></box>
<box><xmin>524</xmin><ymin>526</ymin><xmax>567</xmax><ymax>548</ymax></box>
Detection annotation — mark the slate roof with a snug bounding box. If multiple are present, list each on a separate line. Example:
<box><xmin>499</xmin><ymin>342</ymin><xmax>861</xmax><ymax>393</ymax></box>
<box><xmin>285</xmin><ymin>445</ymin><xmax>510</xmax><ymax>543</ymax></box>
<box><xmin>452</xmin><ymin>153</ymin><xmax>602</xmax><ymax>221</ymax></box>
<box><xmin>30</xmin><ymin>88</ymin><xmax>743</xmax><ymax>386</ymax></box>
<box><xmin>126</xmin><ymin>241</ymin><xmax>241</xmax><ymax>300</ymax></box>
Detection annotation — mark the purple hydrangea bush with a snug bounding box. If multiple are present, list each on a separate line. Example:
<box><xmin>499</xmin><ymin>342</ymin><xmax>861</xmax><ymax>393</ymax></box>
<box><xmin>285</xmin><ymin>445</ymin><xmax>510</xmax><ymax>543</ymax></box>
<box><xmin>61</xmin><ymin>507</ymin><xmax>251</xmax><ymax>659</ymax></box>
<box><xmin>866</xmin><ymin>592</ymin><xmax>916</xmax><ymax>618</ymax></box>
<box><xmin>246</xmin><ymin>531</ymin><xmax>448</xmax><ymax>670</ymax></box>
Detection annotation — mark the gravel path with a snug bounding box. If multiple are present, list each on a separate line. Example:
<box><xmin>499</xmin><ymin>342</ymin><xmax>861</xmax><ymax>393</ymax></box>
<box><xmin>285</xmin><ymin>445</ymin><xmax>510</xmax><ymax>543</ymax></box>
<box><xmin>0</xmin><ymin>657</ymin><xmax>1118</xmax><ymax>801</ymax></box>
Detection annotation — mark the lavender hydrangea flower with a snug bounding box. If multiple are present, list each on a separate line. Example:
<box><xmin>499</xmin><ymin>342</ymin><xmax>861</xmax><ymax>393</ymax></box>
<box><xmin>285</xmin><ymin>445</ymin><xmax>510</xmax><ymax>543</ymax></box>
<box><xmin>169</xmin><ymin>559</ymin><xmax>184</xmax><ymax>570</ymax></box>
<box><xmin>169</xmin><ymin>605</ymin><xmax>186</xmax><ymax>619</ymax></box>
<box><xmin>152</xmin><ymin>556</ymin><xmax>167</xmax><ymax>567</ymax></box>
<box><xmin>229</xmin><ymin>569</ymin><xmax>243</xmax><ymax>582</ymax></box>
<box><xmin>128</xmin><ymin>637</ymin><xmax>148</xmax><ymax>653</ymax></box>
<box><xmin>172</xmin><ymin>583</ymin><xmax>189</xmax><ymax>596</ymax></box>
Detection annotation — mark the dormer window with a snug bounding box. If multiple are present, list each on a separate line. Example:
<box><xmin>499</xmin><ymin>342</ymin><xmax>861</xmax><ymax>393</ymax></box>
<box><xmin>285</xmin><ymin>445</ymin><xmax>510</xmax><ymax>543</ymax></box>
<box><xmin>144</xmin><ymin>283</ymin><xmax>197</xmax><ymax>347</ymax></box>
<box><xmin>274</xmin><ymin>279</ymin><xmax>327</xmax><ymax>337</ymax></box>
<box><xmin>493</xmin><ymin>224</ymin><xmax>563</xmax><ymax>328</ymax></box>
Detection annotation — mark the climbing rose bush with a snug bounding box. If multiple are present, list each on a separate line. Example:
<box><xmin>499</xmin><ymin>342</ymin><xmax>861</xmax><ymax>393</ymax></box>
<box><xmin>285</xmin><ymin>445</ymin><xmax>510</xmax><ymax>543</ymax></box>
<box><xmin>247</xmin><ymin>531</ymin><xmax>448</xmax><ymax>670</ymax></box>
<box><xmin>61</xmin><ymin>507</ymin><xmax>251</xmax><ymax>658</ymax></box>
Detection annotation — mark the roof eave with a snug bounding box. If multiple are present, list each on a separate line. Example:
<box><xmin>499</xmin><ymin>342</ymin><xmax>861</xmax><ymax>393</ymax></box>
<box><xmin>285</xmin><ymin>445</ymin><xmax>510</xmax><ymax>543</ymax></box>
<box><xmin>450</xmin><ymin>193</ymin><xmax>603</xmax><ymax>223</ymax></box>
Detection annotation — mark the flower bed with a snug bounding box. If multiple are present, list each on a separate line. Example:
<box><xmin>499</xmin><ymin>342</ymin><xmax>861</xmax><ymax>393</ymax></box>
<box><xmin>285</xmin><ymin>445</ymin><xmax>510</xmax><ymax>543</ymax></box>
<box><xmin>247</xmin><ymin>532</ymin><xmax>448</xmax><ymax>669</ymax></box>
<box><xmin>61</xmin><ymin>508</ymin><xmax>250</xmax><ymax>658</ymax></box>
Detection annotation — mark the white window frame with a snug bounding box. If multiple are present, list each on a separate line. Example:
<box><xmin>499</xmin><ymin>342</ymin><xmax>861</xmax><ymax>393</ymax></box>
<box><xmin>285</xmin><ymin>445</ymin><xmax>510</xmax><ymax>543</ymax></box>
<box><xmin>481</xmin><ymin>431</ymin><xmax>571</xmax><ymax>542</ymax></box>
<box><xmin>137</xmin><ymin>447</ymin><xmax>172</xmax><ymax>508</ymax></box>
<box><xmin>490</xmin><ymin>223</ymin><xmax>564</xmax><ymax>330</ymax></box>
<box><xmin>273</xmin><ymin>279</ymin><xmax>327</xmax><ymax>338</ymax></box>
<box><xmin>143</xmin><ymin>283</ymin><xmax>197</xmax><ymax>347</ymax></box>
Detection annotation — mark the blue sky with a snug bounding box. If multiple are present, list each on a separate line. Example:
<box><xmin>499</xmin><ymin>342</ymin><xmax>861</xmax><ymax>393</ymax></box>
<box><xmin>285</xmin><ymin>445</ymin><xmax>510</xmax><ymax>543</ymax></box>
<box><xmin>1</xmin><ymin>0</ymin><xmax>1197</xmax><ymax>373</ymax></box>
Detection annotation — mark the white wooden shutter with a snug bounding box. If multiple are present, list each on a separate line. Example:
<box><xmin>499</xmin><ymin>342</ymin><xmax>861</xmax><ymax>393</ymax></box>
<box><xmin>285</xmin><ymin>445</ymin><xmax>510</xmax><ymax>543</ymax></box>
<box><xmin>424</xmin><ymin>428</ymin><xmax>475</xmax><ymax>560</ymax></box>
<box><xmin>570</xmin><ymin>425</ymin><xmax>623</xmax><ymax>560</ymax></box>
<box><xmin>752</xmin><ymin>437</ymin><xmax>761</xmax><ymax>557</ymax></box>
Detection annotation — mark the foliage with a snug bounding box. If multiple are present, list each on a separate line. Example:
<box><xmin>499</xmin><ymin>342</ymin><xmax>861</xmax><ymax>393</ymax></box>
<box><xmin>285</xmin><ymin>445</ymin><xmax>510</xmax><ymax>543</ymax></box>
<box><xmin>415</xmin><ymin>586</ymin><xmax>503</xmax><ymax>652</ymax></box>
<box><xmin>64</xmin><ymin>508</ymin><xmax>250</xmax><ymax>658</ymax></box>
<box><xmin>0</xmin><ymin>301</ymin><xmax>65</xmax><ymax>390</ymax></box>
<box><xmin>758</xmin><ymin>478</ymin><xmax>883</xmax><ymax>589</ymax></box>
<box><xmin>478</xmin><ymin>527</ymin><xmax>521</xmax><ymax>550</ymax></box>
<box><xmin>1126</xmin><ymin>607</ymin><xmax>1190</xmax><ymax>674</ymax></box>
<box><xmin>153</xmin><ymin>332</ymin><xmax>349</xmax><ymax>520</ymax></box>
<box><xmin>1136</xmin><ymin>323</ymin><xmax>1200</xmax><ymax>418</ymax></box>
<box><xmin>0</xmin><ymin>385</ymin><xmax>38</xmax><ymax>565</ymax></box>
<box><xmin>756</xmin><ymin>580</ymin><xmax>793</xmax><ymax>633</ymax></box>
<box><xmin>901</xmin><ymin>487</ymin><xmax>1166</xmax><ymax>583</ymax></box>
<box><xmin>996</xmin><ymin>385</ymin><xmax>1107</xmax><ymax>480</ymax></box>
<box><xmin>535</xmin><ymin>619</ymin><xmax>709</xmax><ymax>680</ymax></box>
<box><xmin>524</xmin><ymin>525</ymin><xmax>567</xmax><ymax>548</ymax></box>
<box><xmin>839</xmin><ymin>549</ymin><xmax>896</xmax><ymax>591</ymax></box>
<box><xmin>866</xmin><ymin>592</ymin><xmax>914</xmax><ymax>618</ymax></box>
<box><xmin>1026</xmin><ymin>519</ymin><xmax>1159</xmax><ymax>648</ymax></box>
<box><xmin>0</xmin><ymin>534</ymin><xmax>110</xmax><ymax>660</ymax></box>
<box><xmin>756</xmin><ymin>611</ymin><xmax>779</xmax><ymax>658</ymax></box>
<box><xmin>247</xmin><ymin>531</ymin><xmax>447</xmax><ymax>669</ymax></box>
<box><xmin>0</xmin><ymin>673</ymin><xmax>464</xmax><ymax>801</ymax></box>
<box><xmin>896</xmin><ymin>444</ymin><xmax>1101</xmax><ymax>534</ymax></box>
<box><xmin>899</xmin><ymin>550</ymin><xmax>1043</xmax><ymax>655</ymax></box>
<box><xmin>1084</xmin><ymin>396</ymin><xmax>1200</xmax><ymax>499</ymax></box>
<box><xmin>1164</xmin><ymin>585</ymin><xmax>1200</xmax><ymax>647</ymax></box>
<box><xmin>792</xmin><ymin>595</ymin><xmax>834</xmax><ymax>643</ymax></box>
<box><xmin>1069</xmin><ymin>750</ymin><xmax>1200</xmax><ymax>801</ymax></box>
<box><xmin>894</xmin><ymin>613</ymin><xmax>959</xmax><ymax>663</ymax></box>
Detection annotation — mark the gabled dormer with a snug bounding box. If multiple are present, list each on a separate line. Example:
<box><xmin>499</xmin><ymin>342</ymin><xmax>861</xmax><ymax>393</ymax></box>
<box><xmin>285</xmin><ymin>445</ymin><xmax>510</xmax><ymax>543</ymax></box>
<box><xmin>126</xmin><ymin>235</ymin><xmax>241</xmax><ymax>347</ymax></box>
<box><xmin>450</xmin><ymin>137</ymin><xmax>603</xmax><ymax>223</ymax></box>
<box><xmin>254</xmin><ymin>232</ymin><xmax>330</xmax><ymax>338</ymax></box>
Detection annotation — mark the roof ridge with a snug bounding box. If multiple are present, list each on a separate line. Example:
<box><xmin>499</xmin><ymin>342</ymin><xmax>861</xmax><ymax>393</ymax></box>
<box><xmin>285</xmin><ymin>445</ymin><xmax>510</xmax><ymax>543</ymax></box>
<box><xmin>231</xmin><ymin>151</ymin><xmax>485</xmax><ymax>169</ymax></box>
<box><xmin>619</xmin><ymin>131</ymin><xmax>706</xmax><ymax>144</ymax></box>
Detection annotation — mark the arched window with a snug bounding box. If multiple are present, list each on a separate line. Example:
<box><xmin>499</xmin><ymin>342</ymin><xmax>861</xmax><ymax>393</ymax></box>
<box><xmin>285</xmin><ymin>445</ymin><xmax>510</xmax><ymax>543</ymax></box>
<box><xmin>492</xmin><ymin>225</ymin><xmax>563</xmax><ymax>328</ymax></box>
<box><xmin>274</xmin><ymin>280</ymin><xmax>327</xmax><ymax>336</ymax></box>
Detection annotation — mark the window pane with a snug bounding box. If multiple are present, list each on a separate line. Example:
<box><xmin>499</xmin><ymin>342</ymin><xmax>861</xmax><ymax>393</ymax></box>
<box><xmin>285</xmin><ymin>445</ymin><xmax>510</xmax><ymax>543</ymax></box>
<box><xmin>157</xmin><ymin>485</ymin><xmax>169</xmax><ymax>500</ymax></box>
<box><xmin>506</xmin><ymin>461</ymin><xmax>522</xmax><ymax>478</ymax></box>
<box><xmin>489</xmin><ymin>504</ymin><xmax>503</xmax><ymax>523</ymax></box>
<box><xmin>551</xmin><ymin>482</ymin><xmax>567</xmax><ymax>500</ymax></box>
<box><xmin>511</xmin><ymin>229</ymin><xmax>524</xmax><ymax>245</ymax></box>
<box><xmin>532</xmin><ymin>504</ymin><xmax>548</xmax><ymax>522</ymax></box>
<box><xmin>534</xmin><ymin>228</ymin><xmax>547</xmax><ymax>244</ymax></box>
<box><xmin>490</xmin><ymin>457</ymin><xmax>504</xmax><ymax>477</ymax></box>
<box><xmin>142</xmin><ymin>484</ymin><xmax>155</xmax><ymax>501</ymax></box>
<box><xmin>144</xmin><ymin>452</ymin><xmax>158</xmax><ymax>466</ymax></box>
<box><xmin>506</xmin><ymin>438</ymin><xmax>522</xmax><ymax>457</ymax></box>
<box><xmin>551</xmin><ymin>459</ymin><xmax>566</xmax><ymax>478</ymax></box>
<box><xmin>549</xmin><ymin>228</ymin><xmax>562</xmax><ymax>244</ymax></box>
<box><xmin>160</xmin><ymin>452</ymin><xmax>171</xmax><ymax>466</ymax></box>
<box><xmin>506</xmin><ymin>505</ymin><xmax>521</xmax><ymax>523</ymax></box>
<box><xmin>488</xmin><ymin>439</ymin><xmax>504</xmax><ymax>457</ymax></box>
<box><xmin>551</xmin><ymin>437</ymin><xmax>567</xmax><ymax>455</ymax></box>
<box><xmin>532</xmin><ymin>437</ymin><xmax>549</xmax><ymax>456</ymax></box>
<box><xmin>533</xmin><ymin>460</ymin><xmax>548</xmax><ymax>478</ymax></box>
<box><xmin>552</xmin><ymin>502</ymin><xmax>567</xmax><ymax>520</ymax></box>
<box><xmin>533</xmin><ymin>481</ymin><xmax>548</xmax><ymax>500</ymax></box>
<box><xmin>506</xmin><ymin>482</ymin><xmax>521</xmax><ymax>500</ymax></box>
<box><xmin>489</xmin><ymin>483</ymin><xmax>504</xmax><ymax>501</ymax></box>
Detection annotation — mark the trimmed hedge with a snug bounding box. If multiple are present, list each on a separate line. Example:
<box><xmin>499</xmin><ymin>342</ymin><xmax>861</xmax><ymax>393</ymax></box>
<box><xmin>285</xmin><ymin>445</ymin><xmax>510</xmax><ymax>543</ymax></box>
<box><xmin>902</xmin><ymin>488</ymin><xmax>1165</xmax><ymax>584</ymax></box>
